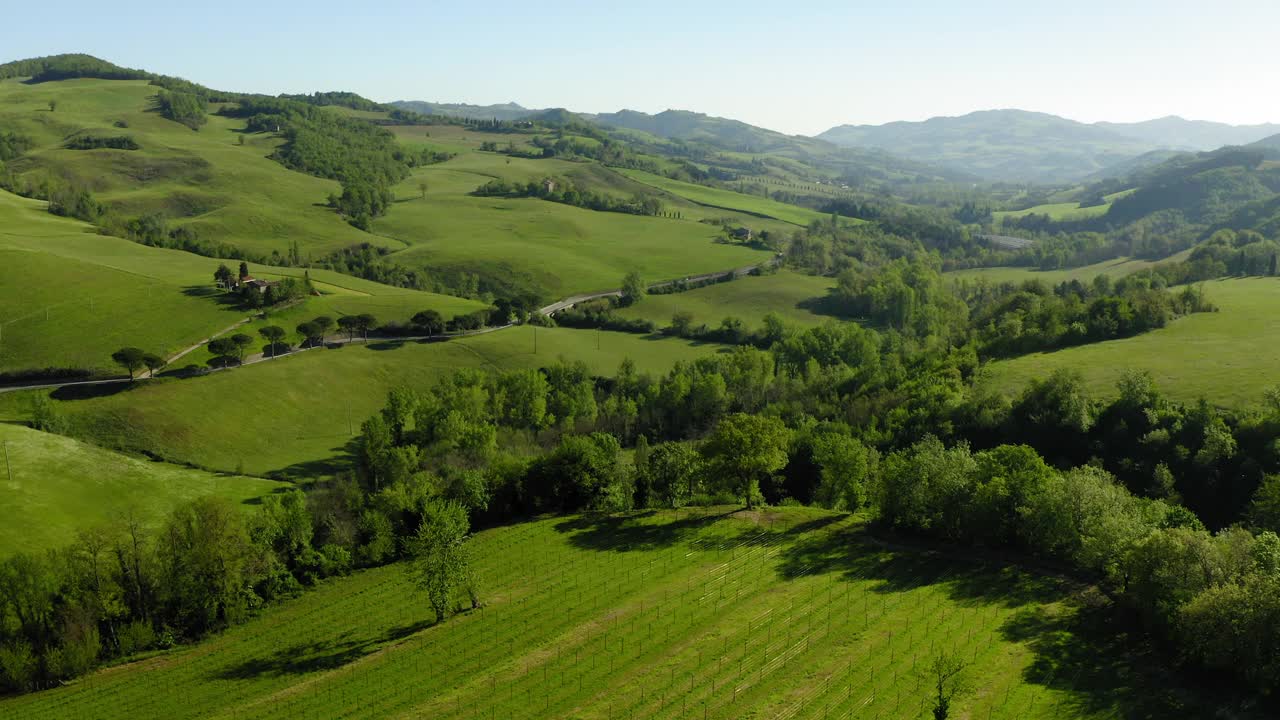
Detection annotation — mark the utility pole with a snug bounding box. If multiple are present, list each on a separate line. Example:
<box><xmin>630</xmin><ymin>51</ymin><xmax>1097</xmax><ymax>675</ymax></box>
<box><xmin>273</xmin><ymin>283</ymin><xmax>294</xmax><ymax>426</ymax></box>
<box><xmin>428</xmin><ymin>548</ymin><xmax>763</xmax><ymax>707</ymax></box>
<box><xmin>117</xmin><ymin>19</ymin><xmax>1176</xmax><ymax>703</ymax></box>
<box><xmin>3</xmin><ymin>441</ymin><xmax>12</xmax><ymax>485</ymax></box>
<box><xmin>533</xmin><ymin>324</ymin><xmax>538</xmax><ymax>355</ymax></box>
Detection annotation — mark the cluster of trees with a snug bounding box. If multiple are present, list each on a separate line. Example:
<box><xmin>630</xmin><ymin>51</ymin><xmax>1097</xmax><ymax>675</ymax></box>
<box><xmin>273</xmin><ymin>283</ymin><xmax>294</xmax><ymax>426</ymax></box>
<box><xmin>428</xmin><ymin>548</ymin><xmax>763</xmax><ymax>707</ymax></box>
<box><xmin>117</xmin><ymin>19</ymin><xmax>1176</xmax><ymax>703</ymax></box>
<box><xmin>827</xmin><ymin>257</ymin><xmax>966</xmax><ymax>340</ymax></box>
<box><xmin>1186</xmin><ymin>228</ymin><xmax>1280</xmax><ymax>277</ymax></box>
<box><xmin>0</xmin><ymin>131</ymin><xmax>33</xmax><ymax>161</ymax></box>
<box><xmin>222</xmin><ymin>97</ymin><xmax>426</xmax><ymax>228</ymax></box>
<box><xmin>0</xmin><ymin>486</ymin><xmax>474</xmax><ymax>694</ymax></box>
<box><xmin>110</xmin><ymin>348</ymin><xmax>165</xmax><ymax>380</ymax></box>
<box><xmin>63</xmin><ymin>135</ymin><xmax>139</xmax><ymax>151</ymax></box>
<box><xmin>0</xmin><ymin>54</ymin><xmax>150</xmax><ymax>82</ymax></box>
<box><xmin>329</xmin><ymin>183</ymin><xmax>394</xmax><ymax>230</ymax></box>
<box><xmin>473</xmin><ymin>177</ymin><xmax>663</xmax><ymax>217</ymax></box>
<box><xmin>155</xmin><ymin>91</ymin><xmax>207</xmax><ymax>130</ymax></box>
<box><xmin>278</xmin><ymin>91</ymin><xmax>386</xmax><ymax>112</ymax></box>
<box><xmin>213</xmin><ymin>263</ymin><xmax>309</xmax><ymax>309</ymax></box>
<box><xmin>961</xmin><ymin>273</ymin><xmax>1216</xmax><ymax>357</ymax></box>
<box><xmin>877</xmin><ymin>436</ymin><xmax>1280</xmax><ymax>694</ymax></box>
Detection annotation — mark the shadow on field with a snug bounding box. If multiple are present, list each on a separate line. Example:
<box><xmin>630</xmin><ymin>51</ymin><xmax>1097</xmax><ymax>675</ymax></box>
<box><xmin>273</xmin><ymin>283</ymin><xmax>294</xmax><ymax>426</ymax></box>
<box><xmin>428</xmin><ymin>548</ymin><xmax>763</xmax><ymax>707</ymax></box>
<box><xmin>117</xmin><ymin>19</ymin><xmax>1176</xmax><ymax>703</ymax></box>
<box><xmin>555</xmin><ymin>510</ymin><xmax>734</xmax><ymax>552</ymax></box>
<box><xmin>266</xmin><ymin>440</ymin><xmax>358</xmax><ymax>480</ymax></box>
<box><xmin>554</xmin><ymin>509</ymin><xmax>843</xmax><ymax>554</ymax></box>
<box><xmin>214</xmin><ymin>619</ymin><xmax>435</xmax><ymax>679</ymax></box>
<box><xmin>775</xmin><ymin>524</ymin><xmax>1237</xmax><ymax>718</ymax></box>
<box><xmin>50</xmin><ymin>382</ymin><xmax>135</xmax><ymax>400</ymax></box>
<box><xmin>183</xmin><ymin>285</ymin><xmax>242</xmax><ymax>309</ymax></box>
<box><xmin>795</xmin><ymin>294</ymin><xmax>855</xmax><ymax>321</ymax></box>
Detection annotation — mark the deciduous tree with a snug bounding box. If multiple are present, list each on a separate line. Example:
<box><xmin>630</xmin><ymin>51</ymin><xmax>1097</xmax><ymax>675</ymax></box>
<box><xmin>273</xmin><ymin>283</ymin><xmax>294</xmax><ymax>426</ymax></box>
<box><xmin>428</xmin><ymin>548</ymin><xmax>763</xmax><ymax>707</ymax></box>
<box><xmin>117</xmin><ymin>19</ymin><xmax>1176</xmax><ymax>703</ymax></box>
<box><xmin>702</xmin><ymin>414</ymin><xmax>789</xmax><ymax>509</ymax></box>
<box><xmin>111</xmin><ymin>347</ymin><xmax>146</xmax><ymax>380</ymax></box>
<box><xmin>409</xmin><ymin>500</ymin><xmax>471</xmax><ymax>623</ymax></box>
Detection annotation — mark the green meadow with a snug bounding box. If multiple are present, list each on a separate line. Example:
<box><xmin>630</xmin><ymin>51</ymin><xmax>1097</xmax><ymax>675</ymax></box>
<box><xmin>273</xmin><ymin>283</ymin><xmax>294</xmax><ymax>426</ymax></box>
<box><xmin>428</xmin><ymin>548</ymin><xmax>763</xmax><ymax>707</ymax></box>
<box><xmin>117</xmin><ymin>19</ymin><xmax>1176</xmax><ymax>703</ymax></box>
<box><xmin>5</xmin><ymin>327</ymin><xmax>726</xmax><ymax>475</ymax></box>
<box><xmin>0</xmin><ymin>422</ymin><xmax>280</xmax><ymax>556</ymax></box>
<box><xmin>616</xmin><ymin>270</ymin><xmax>840</xmax><ymax>329</ymax></box>
<box><xmin>0</xmin><ymin>508</ymin><xmax>1209</xmax><ymax>720</ymax></box>
<box><xmin>983</xmin><ymin>277</ymin><xmax>1280</xmax><ymax>408</ymax></box>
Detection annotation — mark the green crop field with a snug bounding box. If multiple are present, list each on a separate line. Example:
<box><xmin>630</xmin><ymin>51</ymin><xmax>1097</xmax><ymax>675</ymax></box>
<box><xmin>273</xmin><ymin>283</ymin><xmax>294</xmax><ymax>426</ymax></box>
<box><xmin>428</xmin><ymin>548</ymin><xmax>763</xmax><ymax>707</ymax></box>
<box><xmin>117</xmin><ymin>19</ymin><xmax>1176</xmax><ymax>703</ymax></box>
<box><xmin>0</xmin><ymin>78</ymin><xmax>395</xmax><ymax>259</ymax></box>
<box><xmin>4</xmin><ymin>327</ymin><xmax>726</xmax><ymax>475</ymax></box>
<box><xmin>983</xmin><ymin>277</ymin><xmax>1280</xmax><ymax>408</ymax></box>
<box><xmin>947</xmin><ymin>250</ymin><xmax>1192</xmax><ymax>286</ymax></box>
<box><xmin>0</xmin><ymin>422</ymin><xmax>281</xmax><ymax>556</ymax></box>
<box><xmin>616</xmin><ymin>271</ymin><xmax>840</xmax><ymax>330</ymax></box>
<box><xmin>617</xmin><ymin>168</ymin><xmax>838</xmax><ymax>227</ymax></box>
<box><xmin>0</xmin><ymin>189</ymin><xmax>484</xmax><ymax>373</ymax></box>
<box><xmin>0</xmin><ymin>508</ymin><xmax>1206</xmax><ymax>720</ymax></box>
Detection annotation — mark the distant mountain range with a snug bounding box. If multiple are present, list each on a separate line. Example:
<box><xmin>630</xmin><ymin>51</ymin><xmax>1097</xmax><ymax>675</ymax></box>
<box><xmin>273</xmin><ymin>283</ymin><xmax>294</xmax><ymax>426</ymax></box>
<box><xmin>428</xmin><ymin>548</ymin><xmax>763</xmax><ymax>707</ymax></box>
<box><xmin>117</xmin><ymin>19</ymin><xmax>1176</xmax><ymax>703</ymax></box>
<box><xmin>819</xmin><ymin>110</ymin><xmax>1280</xmax><ymax>184</ymax></box>
<box><xmin>1096</xmin><ymin>116</ymin><xmax>1280</xmax><ymax>150</ymax></box>
<box><xmin>389</xmin><ymin>100</ymin><xmax>1278</xmax><ymax>186</ymax></box>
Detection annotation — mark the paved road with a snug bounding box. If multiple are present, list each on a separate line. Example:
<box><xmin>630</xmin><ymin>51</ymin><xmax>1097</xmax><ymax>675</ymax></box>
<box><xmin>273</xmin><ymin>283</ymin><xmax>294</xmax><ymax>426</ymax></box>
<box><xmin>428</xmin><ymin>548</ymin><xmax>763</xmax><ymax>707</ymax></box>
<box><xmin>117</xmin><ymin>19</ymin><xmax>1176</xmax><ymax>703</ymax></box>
<box><xmin>0</xmin><ymin>257</ymin><xmax>781</xmax><ymax>395</ymax></box>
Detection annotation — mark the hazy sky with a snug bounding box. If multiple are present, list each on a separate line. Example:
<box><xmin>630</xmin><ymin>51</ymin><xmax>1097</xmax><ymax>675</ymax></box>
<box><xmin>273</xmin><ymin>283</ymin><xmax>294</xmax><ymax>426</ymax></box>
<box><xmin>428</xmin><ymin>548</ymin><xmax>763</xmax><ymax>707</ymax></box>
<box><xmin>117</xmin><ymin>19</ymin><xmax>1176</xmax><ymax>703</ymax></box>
<box><xmin>6</xmin><ymin>0</ymin><xmax>1278</xmax><ymax>136</ymax></box>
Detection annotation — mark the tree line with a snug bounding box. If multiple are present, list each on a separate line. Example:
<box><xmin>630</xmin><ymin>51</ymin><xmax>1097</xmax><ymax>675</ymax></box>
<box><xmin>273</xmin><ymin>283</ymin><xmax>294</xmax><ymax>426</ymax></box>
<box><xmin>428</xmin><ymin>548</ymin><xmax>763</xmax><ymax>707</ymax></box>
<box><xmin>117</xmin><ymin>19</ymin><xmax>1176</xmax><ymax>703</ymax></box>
<box><xmin>473</xmin><ymin>177</ymin><xmax>664</xmax><ymax>217</ymax></box>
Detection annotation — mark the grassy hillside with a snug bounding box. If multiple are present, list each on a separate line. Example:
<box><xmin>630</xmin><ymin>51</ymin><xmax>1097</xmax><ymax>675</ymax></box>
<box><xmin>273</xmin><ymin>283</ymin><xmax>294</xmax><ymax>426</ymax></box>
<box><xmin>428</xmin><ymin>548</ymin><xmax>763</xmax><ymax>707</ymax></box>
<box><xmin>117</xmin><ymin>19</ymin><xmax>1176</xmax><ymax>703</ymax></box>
<box><xmin>0</xmin><ymin>422</ymin><xmax>280</xmax><ymax>555</ymax></box>
<box><xmin>947</xmin><ymin>251</ymin><xmax>1191</xmax><ymax>285</ymax></box>
<box><xmin>3</xmin><ymin>327</ymin><xmax>725</xmax><ymax>475</ymax></box>
<box><xmin>993</xmin><ymin>201</ymin><xmax>1111</xmax><ymax>224</ymax></box>
<box><xmin>373</xmin><ymin>154</ymin><xmax>771</xmax><ymax>299</ymax></box>
<box><xmin>983</xmin><ymin>278</ymin><xmax>1280</xmax><ymax>407</ymax></box>
<box><xmin>0</xmin><ymin>188</ymin><xmax>483</xmax><ymax>373</ymax></box>
<box><xmin>616</xmin><ymin>271</ymin><xmax>839</xmax><ymax>329</ymax></box>
<box><xmin>0</xmin><ymin>508</ymin><xmax>1208</xmax><ymax>720</ymax></box>
<box><xmin>0</xmin><ymin>78</ymin><xmax>394</xmax><ymax>259</ymax></box>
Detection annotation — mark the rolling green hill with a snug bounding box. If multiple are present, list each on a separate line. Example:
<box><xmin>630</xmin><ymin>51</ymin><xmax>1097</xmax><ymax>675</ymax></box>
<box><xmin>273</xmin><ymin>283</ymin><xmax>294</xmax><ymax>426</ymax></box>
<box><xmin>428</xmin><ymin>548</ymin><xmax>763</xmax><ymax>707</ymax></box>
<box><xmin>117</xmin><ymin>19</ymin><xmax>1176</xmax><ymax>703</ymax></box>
<box><xmin>0</xmin><ymin>508</ymin><xmax>1209</xmax><ymax>720</ymax></box>
<box><xmin>0</xmin><ymin>422</ymin><xmax>281</xmax><ymax>555</ymax></box>
<box><xmin>0</xmin><ymin>77</ymin><xmax>395</xmax><ymax>260</ymax></box>
<box><xmin>0</xmin><ymin>188</ymin><xmax>482</xmax><ymax>374</ymax></box>
<box><xmin>1</xmin><ymin>327</ymin><xmax>726</xmax><ymax>475</ymax></box>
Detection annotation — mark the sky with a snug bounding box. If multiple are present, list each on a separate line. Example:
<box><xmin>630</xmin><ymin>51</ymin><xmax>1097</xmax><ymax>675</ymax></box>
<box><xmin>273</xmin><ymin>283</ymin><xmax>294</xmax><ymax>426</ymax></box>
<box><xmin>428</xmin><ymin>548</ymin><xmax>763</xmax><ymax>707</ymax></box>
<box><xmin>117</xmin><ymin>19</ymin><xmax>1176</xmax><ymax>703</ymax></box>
<box><xmin>5</xmin><ymin>0</ymin><xmax>1279</xmax><ymax>136</ymax></box>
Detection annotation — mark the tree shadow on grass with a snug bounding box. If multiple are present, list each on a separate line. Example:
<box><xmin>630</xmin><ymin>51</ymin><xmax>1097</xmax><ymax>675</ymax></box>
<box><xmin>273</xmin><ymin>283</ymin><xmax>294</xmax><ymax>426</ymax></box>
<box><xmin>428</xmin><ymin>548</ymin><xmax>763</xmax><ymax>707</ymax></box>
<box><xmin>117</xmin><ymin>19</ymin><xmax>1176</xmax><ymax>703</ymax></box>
<box><xmin>264</xmin><ymin>437</ymin><xmax>360</xmax><ymax>480</ymax></box>
<box><xmin>795</xmin><ymin>294</ymin><xmax>856</xmax><ymax>321</ymax></box>
<box><xmin>212</xmin><ymin>618</ymin><xmax>435</xmax><ymax>680</ymax></box>
<box><xmin>773</xmin><ymin>522</ymin><xmax>1256</xmax><ymax>718</ymax></box>
<box><xmin>366</xmin><ymin>340</ymin><xmax>405</xmax><ymax>351</ymax></box>
<box><xmin>554</xmin><ymin>509</ymin><xmax>843</xmax><ymax>555</ymax></box>
<box><xmin>50</xmin><ymin>382</ymin><xmax>136</xmax><ymax>401</ymax></box>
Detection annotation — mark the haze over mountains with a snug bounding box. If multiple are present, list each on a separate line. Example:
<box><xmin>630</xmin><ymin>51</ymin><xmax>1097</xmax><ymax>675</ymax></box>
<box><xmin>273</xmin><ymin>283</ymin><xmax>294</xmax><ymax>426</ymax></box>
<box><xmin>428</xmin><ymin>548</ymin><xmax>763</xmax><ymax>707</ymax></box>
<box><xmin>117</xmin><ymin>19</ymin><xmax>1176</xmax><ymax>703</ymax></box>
<box><xmin>819</xmin><ymin>110</ymin><xmax>1280</xmax><ymax>183</ymax></box>
<box><xmin>392</xmin><ymin>100</ymin><xmax>1279</xmax><ymax>185</ymax></box>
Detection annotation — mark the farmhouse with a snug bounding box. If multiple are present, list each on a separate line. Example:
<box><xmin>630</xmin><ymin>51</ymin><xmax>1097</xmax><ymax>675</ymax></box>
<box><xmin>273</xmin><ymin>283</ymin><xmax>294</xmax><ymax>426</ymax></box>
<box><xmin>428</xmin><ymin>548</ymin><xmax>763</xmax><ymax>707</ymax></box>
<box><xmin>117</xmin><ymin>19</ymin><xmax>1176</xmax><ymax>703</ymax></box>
<box><xmin>730</xmin><ymin>227</ymin><xmax>753</xmax><ymax>242</ymax></box>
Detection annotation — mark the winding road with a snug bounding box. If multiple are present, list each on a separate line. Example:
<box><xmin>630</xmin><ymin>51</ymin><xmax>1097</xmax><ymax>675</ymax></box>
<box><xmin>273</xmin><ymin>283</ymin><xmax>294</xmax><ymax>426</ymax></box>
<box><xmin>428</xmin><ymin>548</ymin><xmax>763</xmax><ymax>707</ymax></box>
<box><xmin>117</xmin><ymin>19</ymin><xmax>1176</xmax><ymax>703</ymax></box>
<box><xmin>0</xmin><ymin>257</ymin><xmax>781</xmax><ymax>395</ymax></box>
